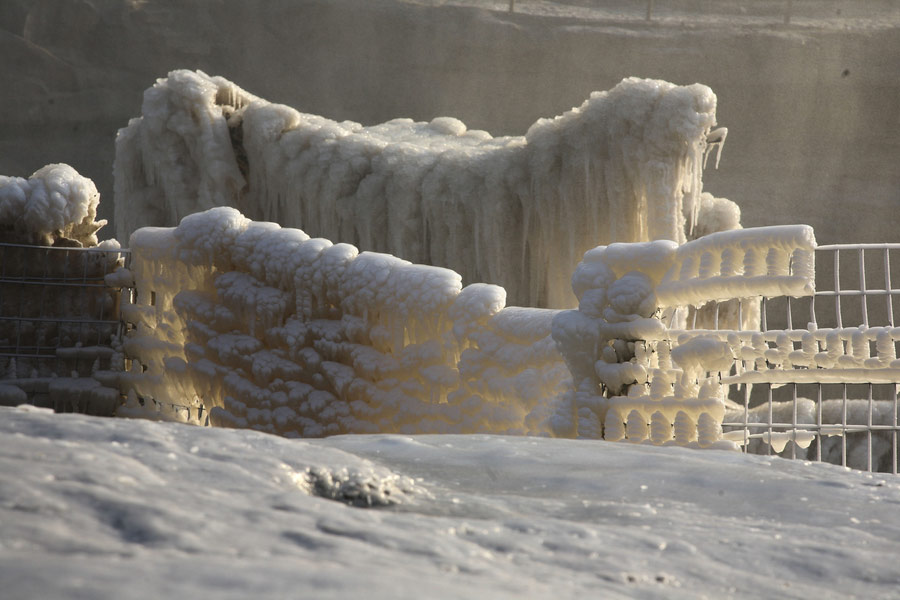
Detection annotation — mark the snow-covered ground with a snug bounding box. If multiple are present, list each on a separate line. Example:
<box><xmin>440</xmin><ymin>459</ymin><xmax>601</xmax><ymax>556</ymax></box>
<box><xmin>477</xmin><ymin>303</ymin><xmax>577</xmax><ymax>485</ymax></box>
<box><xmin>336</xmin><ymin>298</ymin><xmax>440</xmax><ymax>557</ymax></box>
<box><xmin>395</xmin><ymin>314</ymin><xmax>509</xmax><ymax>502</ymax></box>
<box><xmin>3</xmin><ymin>405</ymin><xmax>899</xmax><ymax>599</ymax></box>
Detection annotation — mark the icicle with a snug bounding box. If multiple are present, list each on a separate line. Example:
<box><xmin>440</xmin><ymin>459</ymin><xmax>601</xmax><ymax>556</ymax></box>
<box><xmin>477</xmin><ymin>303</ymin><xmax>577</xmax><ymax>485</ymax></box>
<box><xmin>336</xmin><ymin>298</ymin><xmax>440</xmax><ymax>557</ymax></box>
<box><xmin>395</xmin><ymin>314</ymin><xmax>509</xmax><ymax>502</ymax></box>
<box><xmin>877</xmin><ymin>330</ymin><xmax>896</xmax><ymax>362</ymax></box>
<box><xmin>703</xmin><ymin>127</ymin><xmax>727</xmax><ymax>170</ymax></box>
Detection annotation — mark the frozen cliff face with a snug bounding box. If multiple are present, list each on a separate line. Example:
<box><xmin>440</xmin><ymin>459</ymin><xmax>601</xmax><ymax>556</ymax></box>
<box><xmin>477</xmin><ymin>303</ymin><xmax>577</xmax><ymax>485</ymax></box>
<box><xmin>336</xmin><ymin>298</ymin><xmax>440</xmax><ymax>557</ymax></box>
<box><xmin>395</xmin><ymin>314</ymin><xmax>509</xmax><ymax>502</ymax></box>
<box><xmin>0</xmin><ymin>163</ymin><xmax>107</xmax><ymax>246</ymax></box>
<box><xmin>115</xmin><ymin>70</ymin><xmax>728</xmax><ymax>307</ymax></box>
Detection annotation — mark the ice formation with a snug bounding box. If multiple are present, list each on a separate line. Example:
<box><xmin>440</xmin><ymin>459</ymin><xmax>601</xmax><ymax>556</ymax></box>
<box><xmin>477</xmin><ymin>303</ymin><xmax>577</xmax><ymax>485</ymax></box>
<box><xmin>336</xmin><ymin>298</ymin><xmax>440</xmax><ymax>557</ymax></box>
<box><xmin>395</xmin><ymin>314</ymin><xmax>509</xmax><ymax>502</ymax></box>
<box><xmin>0</xmin><ymin>164</ymin><xmax>107</xmax><ymax>247</ymax></box>
<box><xmin>114</xmin><ymin>70</ymin><xmax>730</xmax><ymax>307</ymax></box>
<box><xmin>724</xmin><ymin>397</ymin><xmax>899</xmax><ymax>471</ymax></box>
<box><xmin>122</xmin><ymin>206</ymin><xmax>883</xmax><ymax>458</ymax></box>
<box><xmin>551</xmin><ymin>224</ymin><xmax>818</xmax><ymax>445</ymax></box>
<box><xmin>118</xmin><ymin>207</ymin><xmax>569</xmax><ymax>436</ymax></box>
<box><xmin>0</xmin><ymin>164</ymin><xmax>125</xmax><ymax>413</ymax></box>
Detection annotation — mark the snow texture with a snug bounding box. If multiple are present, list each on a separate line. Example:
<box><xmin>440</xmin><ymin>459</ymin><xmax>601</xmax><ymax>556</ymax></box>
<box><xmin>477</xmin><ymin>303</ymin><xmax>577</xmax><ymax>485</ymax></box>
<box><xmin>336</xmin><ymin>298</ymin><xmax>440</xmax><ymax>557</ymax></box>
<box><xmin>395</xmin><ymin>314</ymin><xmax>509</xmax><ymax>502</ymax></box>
<box><xmin>0</xmin><ymin>163</ymin><xmax>107</xmax><ymax>246</ymax></box>
<box><xmin>3</xmin><ymin>405</ymin><xmax>900</xmax><ymax>600</ymax></box>
<box><xmin>114</xmin><ymin>70</ymin><xmax>728</xmax><ymax>307</ymax></box>
<box><xmin>120</xmin><ymin>207</ymin><xmax>569</xmax><ymax>436</ymax></box>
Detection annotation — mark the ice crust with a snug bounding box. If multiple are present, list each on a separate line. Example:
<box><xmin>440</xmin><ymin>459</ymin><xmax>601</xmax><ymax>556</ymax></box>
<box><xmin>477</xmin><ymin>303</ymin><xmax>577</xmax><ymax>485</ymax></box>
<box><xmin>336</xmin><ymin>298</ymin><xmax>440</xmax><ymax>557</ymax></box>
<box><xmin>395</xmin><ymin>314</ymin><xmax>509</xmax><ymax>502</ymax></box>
<box><xmin>0</xmin><ymin>163</ymin><xmax>107</xmax><ymax>246</ymax></box>
<box><xmin>120</xmin><ymin>207</ymin><xmax>569</xmax><ymax>436</ymax></box>
<box><xmin>114</xmin><ymin>70</ymin><xmax>725</xmax><ymax>307</ymax></box>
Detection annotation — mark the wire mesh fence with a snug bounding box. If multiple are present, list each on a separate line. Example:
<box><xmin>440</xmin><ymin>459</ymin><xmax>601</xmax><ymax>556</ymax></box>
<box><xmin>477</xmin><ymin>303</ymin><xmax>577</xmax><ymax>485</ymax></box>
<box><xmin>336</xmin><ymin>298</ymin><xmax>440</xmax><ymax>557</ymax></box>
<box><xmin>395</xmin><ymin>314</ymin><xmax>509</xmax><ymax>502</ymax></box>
<box><xmin>719</xmin><ymin>244</ymin><xmax>900</xmax><ymax>473</ymax></box>
<box><xmin>0</xmin><ymin>242</ymin><xmax>130</xmax><ymax>414</ymax></box>
<box><xmin>460</xmin><ymin>0</ymin><xmax>900</xmax><ymax>26</ymax></box>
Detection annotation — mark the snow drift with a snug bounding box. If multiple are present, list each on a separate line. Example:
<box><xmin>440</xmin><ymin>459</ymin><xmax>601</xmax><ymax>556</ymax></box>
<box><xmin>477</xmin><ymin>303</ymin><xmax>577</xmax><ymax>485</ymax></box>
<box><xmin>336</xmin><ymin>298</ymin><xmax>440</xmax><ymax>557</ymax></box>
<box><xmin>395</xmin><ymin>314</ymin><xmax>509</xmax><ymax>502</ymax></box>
<box><xmin>5</xmin><ymin>405</ymin><xmax>900</xmax><ymax>600</ymax></box>
<box><xmin>114</xmin><ymin>70</ymin><xmax>732</xmax><ymax>307</ymax></box>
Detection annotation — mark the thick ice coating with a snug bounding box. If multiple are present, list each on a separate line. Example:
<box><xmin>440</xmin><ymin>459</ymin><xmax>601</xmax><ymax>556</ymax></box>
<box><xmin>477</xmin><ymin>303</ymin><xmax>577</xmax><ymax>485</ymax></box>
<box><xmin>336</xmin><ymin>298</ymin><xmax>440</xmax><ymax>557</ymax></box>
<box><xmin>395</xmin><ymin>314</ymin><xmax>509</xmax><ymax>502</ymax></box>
<box><xmin>551</xmin><ymin>224</ymin><xmax>818</xmax><ymax>446</ymax></box>
<box><xmin>115</xmin><ymin>70</ymin><xmax>725</xmax><ymax>307</ymax></box>
<box><xmin>118</xmin><ymin>205</ymin><xmax>819</xmax><ymax>446</ymax></box>
<box><xmin>0</xmin><ymin>164</ymin><xmax>107</xmax><ymax>246</ymax></box>
<box><xmin>120</xmin><ymin>208</ymin><xmax>569</xmax><ymax>436</ymax></box>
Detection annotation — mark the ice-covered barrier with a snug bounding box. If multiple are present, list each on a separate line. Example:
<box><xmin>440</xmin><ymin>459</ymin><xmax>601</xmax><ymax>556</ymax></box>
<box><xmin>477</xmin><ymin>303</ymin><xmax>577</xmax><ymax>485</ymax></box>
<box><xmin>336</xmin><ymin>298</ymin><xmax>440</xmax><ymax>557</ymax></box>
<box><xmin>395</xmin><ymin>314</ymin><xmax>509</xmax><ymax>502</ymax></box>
<box><xmin>103</xmin><ymin>210</ymin><xmax>900</xmax><ymax>470</ymax></box>
<box><xmin>118</xmin><ymin>208</ymin><xmax>569</xmax><ymax>436</ymax></box>
<box><xmin>551</xmin><ymin>224</ymin><xmax>818</xmax><ymax>446</ymax></box>
<box><xmin>0</xmin><ymin>164</ymin><xmax>107</xmax><ymax>247</ymax></box>
<box><xmin>115</xmin><ymin>70</ymin><xmax>729</xmax><ymax>307</ymax></box>
<box><xmin>116</xmin><ymin>209</ymin><xmax>818</xmax><ymax>443</ymax></box>
<box><xmin>0</xmin><ymin>164</ymin><xmax>126</xmax><ymax>414</ymax></box>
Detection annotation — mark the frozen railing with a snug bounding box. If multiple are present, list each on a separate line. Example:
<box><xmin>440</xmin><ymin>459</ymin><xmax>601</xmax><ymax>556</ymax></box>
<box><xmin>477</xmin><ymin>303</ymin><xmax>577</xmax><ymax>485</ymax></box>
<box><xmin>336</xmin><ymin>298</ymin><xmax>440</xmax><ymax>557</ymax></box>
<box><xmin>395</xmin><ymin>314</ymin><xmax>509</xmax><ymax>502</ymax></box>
<box><xmin>552</xmin><ymin>225</ymin><xmax>816</xmax><ymax>448</ymax></box>
<box><xmin>720</xmin><ymin>243</ymin><xmax>900</xmax><ymax>473</ymax></box>
<box><xmin>554</xmin><ymin>226</ymin><xmax>900</xmax><ymax>473</ymax></box>
<box><xmin>36</xmin><ymin>210</ymin><xmax>892</xmax><ymax>473</ymax></box>
<box><xmin>555</xmin><ymin>230</ymin><xmax>899</xmax><ymax>473</ymax></box>
<box><xmin>0</xmin><ymin>242</ymin><xmax>130</xmax><ymax>414</ymax></box>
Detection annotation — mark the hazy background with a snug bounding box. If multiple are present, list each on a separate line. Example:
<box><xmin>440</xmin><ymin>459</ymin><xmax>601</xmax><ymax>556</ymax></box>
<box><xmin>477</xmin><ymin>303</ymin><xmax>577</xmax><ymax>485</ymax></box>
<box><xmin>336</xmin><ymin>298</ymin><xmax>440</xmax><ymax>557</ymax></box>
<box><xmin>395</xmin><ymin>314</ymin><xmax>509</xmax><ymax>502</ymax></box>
<box><xmin>2</xmin><ymin>0</ymin><xmax>899</xmax><ymax>247</ymax></box>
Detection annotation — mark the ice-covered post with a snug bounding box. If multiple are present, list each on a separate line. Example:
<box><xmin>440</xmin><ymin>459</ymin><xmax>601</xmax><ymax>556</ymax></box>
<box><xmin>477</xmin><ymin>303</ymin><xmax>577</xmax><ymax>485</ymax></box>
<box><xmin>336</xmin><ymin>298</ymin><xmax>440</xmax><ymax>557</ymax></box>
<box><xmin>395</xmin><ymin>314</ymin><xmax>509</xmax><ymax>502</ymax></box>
<box><xmin>552</xmin><ymin>240</ymin><xmax>677</xmax><ymax>438</ymax></box>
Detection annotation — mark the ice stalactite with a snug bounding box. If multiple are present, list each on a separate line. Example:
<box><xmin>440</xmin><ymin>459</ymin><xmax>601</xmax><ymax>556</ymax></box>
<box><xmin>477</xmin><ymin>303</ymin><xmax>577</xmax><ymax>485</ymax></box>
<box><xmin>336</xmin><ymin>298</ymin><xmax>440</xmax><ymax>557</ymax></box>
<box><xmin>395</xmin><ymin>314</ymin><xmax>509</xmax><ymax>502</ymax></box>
<box><xmin>115</xmin><ymin>71</ymin><xmax>726</xmax><ymax>308</ymax></box>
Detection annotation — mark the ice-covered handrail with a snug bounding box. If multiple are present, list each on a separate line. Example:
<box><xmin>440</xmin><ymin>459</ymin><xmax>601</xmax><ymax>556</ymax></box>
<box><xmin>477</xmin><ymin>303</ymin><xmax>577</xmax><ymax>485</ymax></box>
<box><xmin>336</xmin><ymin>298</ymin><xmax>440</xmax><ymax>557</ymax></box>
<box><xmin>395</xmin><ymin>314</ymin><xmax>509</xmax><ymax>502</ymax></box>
<box><xmin>655</xmin><ymin>224</ymin><xmax>817</xmax><ymax>309</ymax></box>
<box><xmin>118</xmin><ymin>208</ymin><xmax>569</xmax><ymax>436</ymax></box>
<box><xmin>114</xmin><ymin>70</ymin><xmax>727</xmax><ymax>307</ymax></box>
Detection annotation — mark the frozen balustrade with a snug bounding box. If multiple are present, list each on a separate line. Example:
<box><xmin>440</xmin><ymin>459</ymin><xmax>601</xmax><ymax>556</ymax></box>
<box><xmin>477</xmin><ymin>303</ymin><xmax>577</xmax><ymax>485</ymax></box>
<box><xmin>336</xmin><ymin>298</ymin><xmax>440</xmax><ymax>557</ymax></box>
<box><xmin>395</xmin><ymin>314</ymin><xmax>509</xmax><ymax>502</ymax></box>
<box><xmin>117</xmin><ymin>209</ymin><xmax>898</xmax><ymax>472</ymax></box>
<box><xmin>552</xmin><ymin>226</ymin><xmax>899</xmax><ymax>472</ymax></box>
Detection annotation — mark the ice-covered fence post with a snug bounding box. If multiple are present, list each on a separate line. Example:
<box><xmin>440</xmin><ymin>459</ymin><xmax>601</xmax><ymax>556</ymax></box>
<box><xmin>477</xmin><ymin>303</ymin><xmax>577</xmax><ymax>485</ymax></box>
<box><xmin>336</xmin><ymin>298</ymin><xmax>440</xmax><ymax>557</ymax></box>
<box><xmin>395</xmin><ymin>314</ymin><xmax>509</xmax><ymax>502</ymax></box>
<box><xmin>552</xmin><ymin>240</ymin><xmax>676</xmax><ymax>439</ymax></box>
